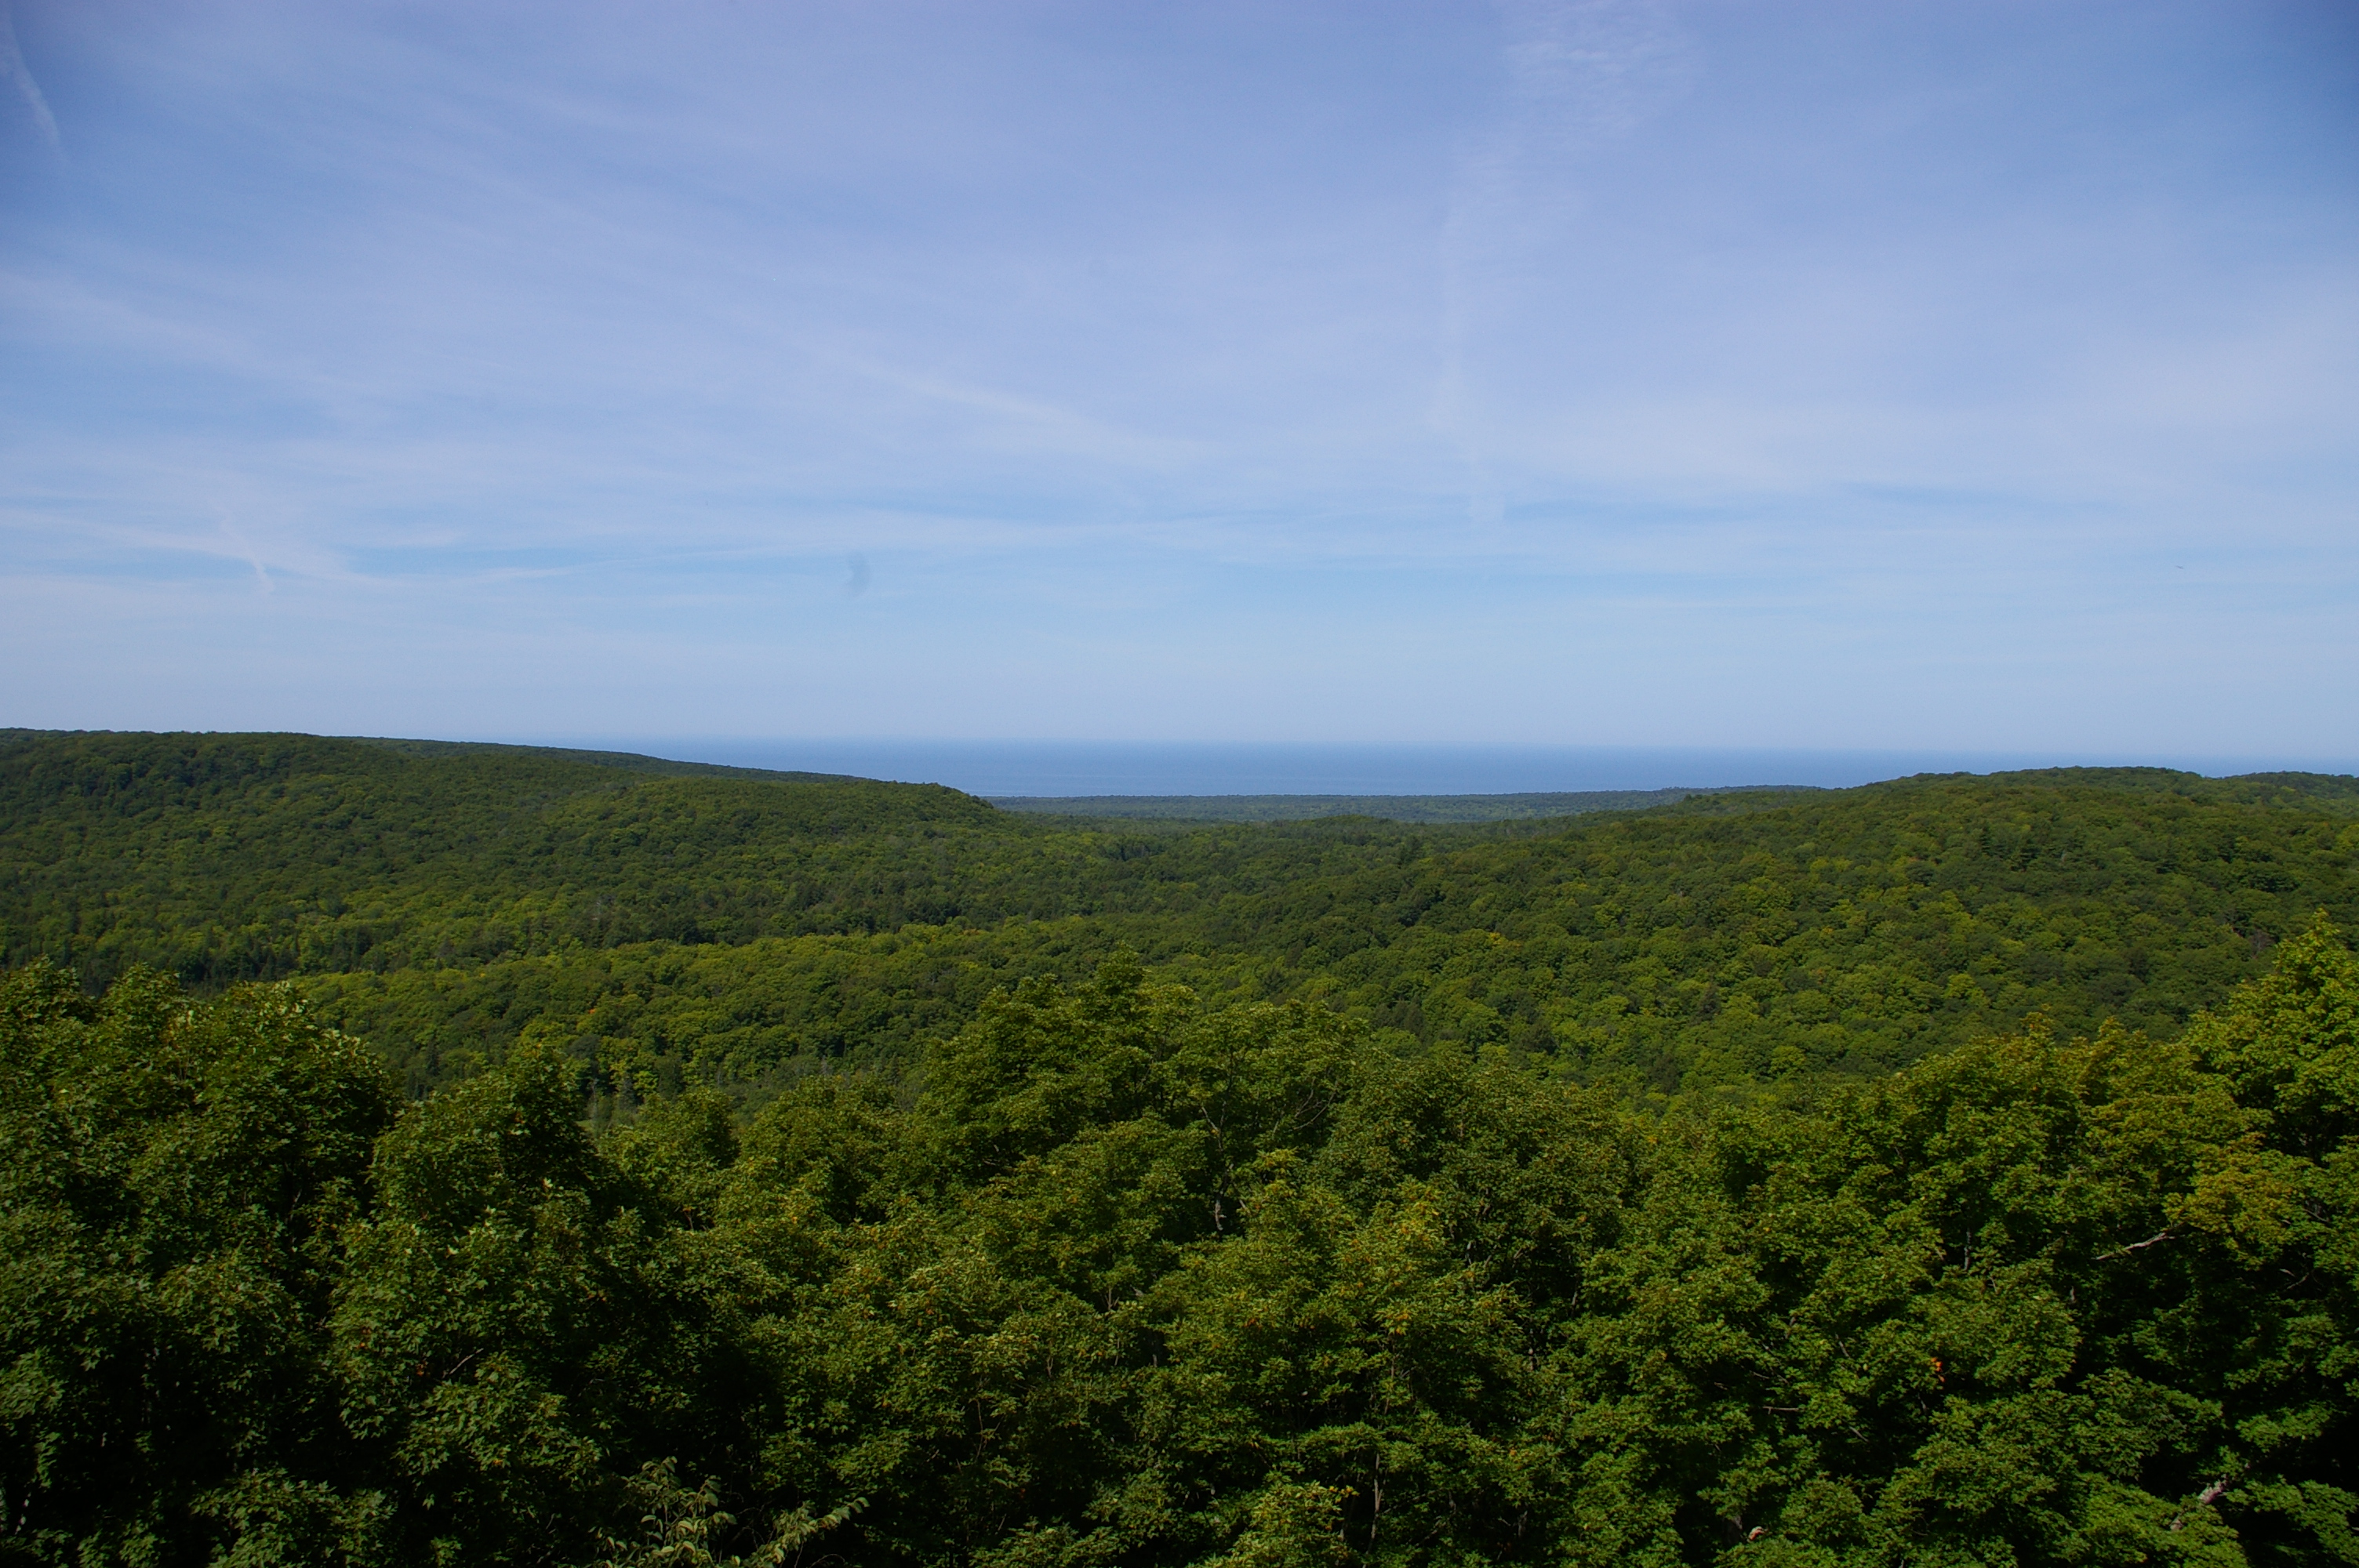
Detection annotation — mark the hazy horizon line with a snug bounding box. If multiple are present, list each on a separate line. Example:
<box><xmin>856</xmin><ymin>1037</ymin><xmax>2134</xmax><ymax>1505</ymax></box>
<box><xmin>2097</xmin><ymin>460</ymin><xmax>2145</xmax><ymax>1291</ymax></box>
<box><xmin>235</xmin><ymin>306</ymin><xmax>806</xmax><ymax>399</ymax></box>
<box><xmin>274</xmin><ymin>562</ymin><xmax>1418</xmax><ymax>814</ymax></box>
<box><xmin>13</xmin><ymin>725</ymin><xmax>2354</xmax><ymax>795</ymax></box>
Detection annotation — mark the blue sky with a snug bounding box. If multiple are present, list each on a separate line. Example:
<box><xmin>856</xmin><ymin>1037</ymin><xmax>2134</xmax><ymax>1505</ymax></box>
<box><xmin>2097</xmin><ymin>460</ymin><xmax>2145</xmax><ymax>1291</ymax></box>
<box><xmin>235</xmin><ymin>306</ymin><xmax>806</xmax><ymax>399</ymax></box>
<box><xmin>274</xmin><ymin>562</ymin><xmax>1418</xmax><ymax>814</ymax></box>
<box><xmin>2</xmin><ymin>0</ymin><xmax>2354</xmax><ymax>758</ymax></box>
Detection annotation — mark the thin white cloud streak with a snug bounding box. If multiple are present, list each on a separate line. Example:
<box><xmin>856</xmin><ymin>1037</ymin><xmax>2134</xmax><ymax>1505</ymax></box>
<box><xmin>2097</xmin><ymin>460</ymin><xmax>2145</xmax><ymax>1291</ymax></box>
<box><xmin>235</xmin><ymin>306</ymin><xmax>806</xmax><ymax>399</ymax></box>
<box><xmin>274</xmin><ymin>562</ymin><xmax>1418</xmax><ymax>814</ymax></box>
<box><xmin>825</xmin><ymin>352</ymin><xmax>1202</xmax><ymax>469</ymax></box>
<box><xmin>1432</xmin><ymin>0</ymin><xmax>1690</xmax><ymax>521</ymax></box>
<box><xmin>0</xmin><ymin>0</ymin><xmax>60</xmax><ymax>155</ymax></box>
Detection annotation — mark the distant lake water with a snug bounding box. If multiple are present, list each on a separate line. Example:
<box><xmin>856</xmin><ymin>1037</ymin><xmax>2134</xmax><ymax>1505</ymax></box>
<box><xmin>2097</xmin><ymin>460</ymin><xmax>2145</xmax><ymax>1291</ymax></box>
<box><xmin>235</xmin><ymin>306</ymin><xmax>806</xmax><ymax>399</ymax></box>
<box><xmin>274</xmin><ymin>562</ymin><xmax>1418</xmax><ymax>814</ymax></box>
<box><xmin>548</xmin><ymin>740</ymin><xmax>2357</xmax><ymax>798</ymax></box>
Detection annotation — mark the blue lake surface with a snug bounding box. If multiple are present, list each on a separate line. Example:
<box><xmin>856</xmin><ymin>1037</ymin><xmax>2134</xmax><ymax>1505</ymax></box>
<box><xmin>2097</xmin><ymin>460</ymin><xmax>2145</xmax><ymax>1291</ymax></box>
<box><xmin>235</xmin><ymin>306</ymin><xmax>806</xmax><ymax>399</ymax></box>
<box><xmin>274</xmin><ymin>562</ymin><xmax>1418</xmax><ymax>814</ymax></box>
<box><xmin>547</xmin><ymin>740</ymin><xmax>2358</xmax><ymax>799</ymax></box>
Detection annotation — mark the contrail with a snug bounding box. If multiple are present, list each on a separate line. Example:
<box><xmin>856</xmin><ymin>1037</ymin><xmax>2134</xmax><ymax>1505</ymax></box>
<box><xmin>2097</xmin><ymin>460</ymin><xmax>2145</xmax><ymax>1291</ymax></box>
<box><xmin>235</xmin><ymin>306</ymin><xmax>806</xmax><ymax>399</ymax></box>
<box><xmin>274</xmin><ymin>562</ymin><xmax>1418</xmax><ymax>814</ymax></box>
<box><xmin>0</xmin><ymin>0</ymin><xmax>62</xmax><ymax>156</ymax></box>
<box><xmin>1432</xmin><ymin>0</ymin><xmax>1686</xmax><ymax>522</ymax></box>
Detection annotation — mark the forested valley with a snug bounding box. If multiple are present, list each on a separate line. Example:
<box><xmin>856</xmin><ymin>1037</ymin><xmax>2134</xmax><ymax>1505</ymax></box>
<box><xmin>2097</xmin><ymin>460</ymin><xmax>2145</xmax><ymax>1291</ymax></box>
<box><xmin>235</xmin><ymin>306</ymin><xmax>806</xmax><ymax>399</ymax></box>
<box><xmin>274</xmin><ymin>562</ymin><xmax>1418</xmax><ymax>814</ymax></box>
<box><xmin>2</xmin><ymin>730</ymin><xmax>2354</xmax><ymax>1566</ymax></box>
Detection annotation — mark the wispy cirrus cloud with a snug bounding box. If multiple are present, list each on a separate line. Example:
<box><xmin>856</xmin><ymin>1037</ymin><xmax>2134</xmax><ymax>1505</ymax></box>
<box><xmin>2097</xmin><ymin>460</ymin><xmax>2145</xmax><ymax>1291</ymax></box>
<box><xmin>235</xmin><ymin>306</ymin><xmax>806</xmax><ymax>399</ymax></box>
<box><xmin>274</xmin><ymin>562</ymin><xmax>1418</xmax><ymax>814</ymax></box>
<box><xmin>1</xmin><ymin>0</ymin><xmax>2353</xmax><ymax>751</ymax></box>
<box><xmin>1431</xmin><ymin>0</ymin><xmax>1693</xmax><ymax>524</ymax></box>
<box><xmin>0</xmin><ymin>0</ymin><xmax>60</xmax><ymax>157</ymax></box>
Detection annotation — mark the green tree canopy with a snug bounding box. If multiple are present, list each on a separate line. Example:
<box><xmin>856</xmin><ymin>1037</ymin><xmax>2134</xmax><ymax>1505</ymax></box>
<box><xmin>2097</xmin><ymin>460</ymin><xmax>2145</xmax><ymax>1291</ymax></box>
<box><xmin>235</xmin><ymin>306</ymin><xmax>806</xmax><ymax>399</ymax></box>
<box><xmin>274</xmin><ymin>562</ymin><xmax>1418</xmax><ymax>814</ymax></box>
<box><xmin>3</xmin><ymin>927</ymin><xmax>2351</xmax><ymax>1564</ymax></box>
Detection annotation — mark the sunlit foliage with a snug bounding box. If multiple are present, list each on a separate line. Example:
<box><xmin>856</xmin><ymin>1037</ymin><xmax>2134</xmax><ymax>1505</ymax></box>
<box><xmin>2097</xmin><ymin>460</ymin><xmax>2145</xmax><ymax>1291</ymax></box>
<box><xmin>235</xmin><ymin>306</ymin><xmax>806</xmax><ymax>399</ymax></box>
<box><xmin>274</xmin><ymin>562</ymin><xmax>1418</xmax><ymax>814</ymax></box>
<box><xmin>2</xmin><ymin>927</ymin><xmax>2352</xmax><ymax>1563</ymax></box>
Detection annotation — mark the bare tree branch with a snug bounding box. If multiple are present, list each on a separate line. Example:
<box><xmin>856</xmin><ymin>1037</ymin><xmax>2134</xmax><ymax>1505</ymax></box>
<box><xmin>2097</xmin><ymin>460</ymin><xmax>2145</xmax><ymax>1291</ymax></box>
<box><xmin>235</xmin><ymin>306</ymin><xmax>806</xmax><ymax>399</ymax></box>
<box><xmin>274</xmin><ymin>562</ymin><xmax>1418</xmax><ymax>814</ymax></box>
<box><xmin>2096</xmin><ymin>1229</ymin><xmax>2173</xmax><ymax>1261</ymax></box>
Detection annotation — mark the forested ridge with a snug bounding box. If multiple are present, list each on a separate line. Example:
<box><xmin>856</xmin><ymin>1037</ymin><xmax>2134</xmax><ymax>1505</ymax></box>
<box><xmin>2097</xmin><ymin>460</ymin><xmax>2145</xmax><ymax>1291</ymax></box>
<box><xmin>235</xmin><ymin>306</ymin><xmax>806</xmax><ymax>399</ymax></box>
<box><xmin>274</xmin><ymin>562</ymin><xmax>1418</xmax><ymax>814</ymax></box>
<box><xmin>1</xmin><ymin>731</ymin><xmax>2354</xmax><ymax>1565</ymax></box>
<box><xmin>5</xmin><ymin>731</ymin><xmax>2355</xmax><ymax>1102</ymax></box>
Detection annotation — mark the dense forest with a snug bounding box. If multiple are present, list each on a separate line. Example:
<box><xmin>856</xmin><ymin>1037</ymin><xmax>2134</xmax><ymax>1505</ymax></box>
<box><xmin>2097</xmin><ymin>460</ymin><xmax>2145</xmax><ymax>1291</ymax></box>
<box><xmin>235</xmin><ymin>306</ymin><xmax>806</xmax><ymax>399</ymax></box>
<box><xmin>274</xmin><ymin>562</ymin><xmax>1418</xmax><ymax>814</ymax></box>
<box><xmin>1</xmin><ymin>730</ymin><xmax>2354</xmax><ymax>1565</ymax></box>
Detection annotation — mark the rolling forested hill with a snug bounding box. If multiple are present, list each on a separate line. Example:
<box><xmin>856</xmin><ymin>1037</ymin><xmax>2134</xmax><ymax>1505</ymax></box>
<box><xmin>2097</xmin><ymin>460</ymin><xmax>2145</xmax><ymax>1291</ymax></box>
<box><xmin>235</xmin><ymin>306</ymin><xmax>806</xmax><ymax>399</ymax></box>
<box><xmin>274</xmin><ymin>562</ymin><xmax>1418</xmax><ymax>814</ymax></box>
<box><xmin>2</xmin><ymin>730</ymin><xmax>2356</xmax><ymax>1566</ymax></box>
<box><xmin>3</xmin><ymin>730</ymin><xmax>2354</xmax><ymax>1104</ymax></box>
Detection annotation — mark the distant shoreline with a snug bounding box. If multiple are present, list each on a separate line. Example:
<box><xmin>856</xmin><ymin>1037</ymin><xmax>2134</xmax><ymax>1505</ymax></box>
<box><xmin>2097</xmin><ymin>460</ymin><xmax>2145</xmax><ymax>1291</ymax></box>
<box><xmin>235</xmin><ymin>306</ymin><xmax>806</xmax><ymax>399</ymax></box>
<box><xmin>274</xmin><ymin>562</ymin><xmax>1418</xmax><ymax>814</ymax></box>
<box><xmin>987</xmin><ymin>786</ymin><xmax>1816</xmax><ymax>824</ymax></box>
<box><xmin>512</xmin><ymin>739</ymin><xmax>2359</xmax><ymax>799</ymax></box>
